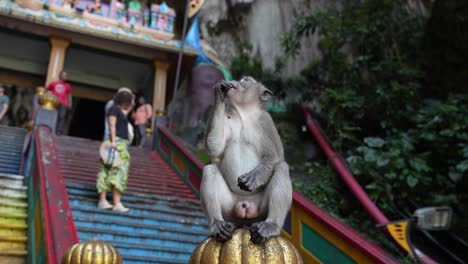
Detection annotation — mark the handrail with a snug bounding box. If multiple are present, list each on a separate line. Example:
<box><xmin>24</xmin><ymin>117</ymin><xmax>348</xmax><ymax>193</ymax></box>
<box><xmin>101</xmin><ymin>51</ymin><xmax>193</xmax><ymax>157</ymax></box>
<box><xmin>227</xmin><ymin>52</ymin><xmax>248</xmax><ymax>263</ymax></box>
<box><xmin>303</xmin><ymin>108</ymin><xmax>438</xmax><ymax>264</ymax></box>
<box><xmin>27</xmin><ymin>125</ymin><xmax>79</xmax><ymax>264</ymax></box>
<box><xmin>303</xmin><ymin>109</ymin><xmax>389</xmax><ymax>224</ymax></box>
<box><xmin>154</xmin><ymin>124</ymin><xmax>399</xmax><ymax>263</ymax></box>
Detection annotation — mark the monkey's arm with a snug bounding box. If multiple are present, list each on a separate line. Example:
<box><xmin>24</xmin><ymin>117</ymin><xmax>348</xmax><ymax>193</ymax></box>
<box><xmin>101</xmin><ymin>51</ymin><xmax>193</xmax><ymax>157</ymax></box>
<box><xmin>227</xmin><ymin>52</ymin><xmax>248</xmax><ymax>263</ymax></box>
<box><xmin>238</xmin><ymin>114</ymin><xmax>284</xmax><ymax>192</ymax></box>
<box><xmin>205</xmin><ymin>82</ymin><xmax>230</xmax><ymax>159</ymax></box>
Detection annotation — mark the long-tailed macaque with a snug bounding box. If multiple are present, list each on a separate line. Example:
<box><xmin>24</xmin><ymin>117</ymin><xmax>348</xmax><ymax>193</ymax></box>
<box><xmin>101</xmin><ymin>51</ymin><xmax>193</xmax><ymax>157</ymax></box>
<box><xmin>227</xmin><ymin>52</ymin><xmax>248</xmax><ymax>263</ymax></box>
<box><xmin>201</xmin><ymin>76</ymin><xmax>292</xmax><ymax>244</ymax></box>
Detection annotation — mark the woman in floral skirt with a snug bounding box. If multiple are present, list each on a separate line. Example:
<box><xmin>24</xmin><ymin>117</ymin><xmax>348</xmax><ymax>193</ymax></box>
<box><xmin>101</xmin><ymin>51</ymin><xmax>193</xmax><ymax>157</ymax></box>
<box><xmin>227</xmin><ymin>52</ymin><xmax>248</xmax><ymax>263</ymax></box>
<box><xmin>97</xmin><ymin>89</ymin><xmax>134</xmax><ymax>212</ymax></box>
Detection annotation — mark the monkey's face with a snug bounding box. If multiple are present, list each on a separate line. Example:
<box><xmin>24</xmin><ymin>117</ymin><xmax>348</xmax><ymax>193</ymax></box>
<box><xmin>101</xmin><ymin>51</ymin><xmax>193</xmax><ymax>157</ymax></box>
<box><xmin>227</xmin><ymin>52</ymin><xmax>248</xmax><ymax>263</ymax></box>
<box><xmin>225</xmin><ymin>76</ymin><xmax>272</xmax><ymax>107</ymax></box>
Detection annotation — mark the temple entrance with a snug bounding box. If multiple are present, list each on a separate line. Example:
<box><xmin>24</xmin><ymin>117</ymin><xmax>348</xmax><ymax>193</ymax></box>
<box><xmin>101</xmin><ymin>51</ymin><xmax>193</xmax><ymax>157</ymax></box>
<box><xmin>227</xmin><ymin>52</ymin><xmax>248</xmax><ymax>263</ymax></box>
<box><xmin>68</xmin><ymin>97</ymin><xmax>106</xmax><ymax>140</ymax></box>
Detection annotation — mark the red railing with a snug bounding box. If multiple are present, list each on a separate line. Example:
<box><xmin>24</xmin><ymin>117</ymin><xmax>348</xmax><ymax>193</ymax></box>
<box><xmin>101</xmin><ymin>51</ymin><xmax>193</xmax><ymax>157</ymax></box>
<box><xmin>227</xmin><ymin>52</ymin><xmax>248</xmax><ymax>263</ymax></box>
<box><xmin>27</xmin><ymin>126</ymin><xmax>79</xmax><ymax>263</ymax></box>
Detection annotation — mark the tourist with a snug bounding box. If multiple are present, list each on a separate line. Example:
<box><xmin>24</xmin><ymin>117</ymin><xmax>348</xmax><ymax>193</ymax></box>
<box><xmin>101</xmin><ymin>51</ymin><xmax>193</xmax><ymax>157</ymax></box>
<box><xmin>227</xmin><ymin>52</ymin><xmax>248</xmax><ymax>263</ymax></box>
<box><xmin>96</xmin><ymin>89</ymin><xmax>134</xmax><ymax>212</ymax></box>
<box><xmin>103</xmin><ymin>87</ymin><xmax>135</xmax><ymax>141</ymax></box>
<box><xmin>46</xmin><ymin>71</ymin><xmax>72</xmax><ymax>135</ymax></box>
<box><xmin>132</xmin><ymin>95</ymin><xmax>152</xmax><ymax>147</ymax></box>
<box><xmin>0</xmin><ymin>84</ymin><xmax>9</xmax><ymax>125</ymax></box>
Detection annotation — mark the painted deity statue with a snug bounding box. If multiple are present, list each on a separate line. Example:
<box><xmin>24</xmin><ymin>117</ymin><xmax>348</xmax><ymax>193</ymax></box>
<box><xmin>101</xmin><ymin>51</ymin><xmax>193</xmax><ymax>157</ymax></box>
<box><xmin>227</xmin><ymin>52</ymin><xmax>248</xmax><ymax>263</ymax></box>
<box><xmin>150</xmin><ymin>2</ymin><xmax>175</xmax><ymax>32</ymax></box>
<box><xmin>127</xmin><ymin>0</ymin><xmax>142</xmax><ymax>25</ymax></box>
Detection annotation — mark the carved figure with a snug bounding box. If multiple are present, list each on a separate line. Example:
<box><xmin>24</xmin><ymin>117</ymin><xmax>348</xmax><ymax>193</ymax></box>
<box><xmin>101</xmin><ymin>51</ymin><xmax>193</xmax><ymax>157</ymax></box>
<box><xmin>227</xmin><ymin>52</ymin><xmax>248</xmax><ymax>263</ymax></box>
<box><xmin>127</xmin><ymin>0</ymin><xmax>142</xmax><ymax>25</ymax></box>
<box><xmin>201</xmin><ymin>77</ymin><xmax>292</xmax><ymax>244</ymax></box>
<box><xmin>150</xmin><ymin>2</ymin><xmax>175</xmax><ymax>32</ymax></box>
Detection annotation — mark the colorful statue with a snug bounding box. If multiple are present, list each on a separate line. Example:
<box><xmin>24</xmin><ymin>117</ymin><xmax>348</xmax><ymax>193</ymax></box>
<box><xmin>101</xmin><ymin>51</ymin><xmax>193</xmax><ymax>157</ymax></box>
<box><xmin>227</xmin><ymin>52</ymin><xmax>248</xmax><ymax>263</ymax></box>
<box><xmin>115</xmin><ymin>0</ymin><xmax>126</xmax><ymax>22</ymax></box>
<box><xmin>150</xmin><ymin>2</ymin><xmax>175</xmax><ymax>32</ymax></box>
<box><xmin>127</xmin><ymin>0</ymin><xmax>142</xmax><ymax>25</ymax></box>
<box><xmin>87</xmin><ymin>0</ymin><xmax>103</xmax><ymax>15</ymax></box>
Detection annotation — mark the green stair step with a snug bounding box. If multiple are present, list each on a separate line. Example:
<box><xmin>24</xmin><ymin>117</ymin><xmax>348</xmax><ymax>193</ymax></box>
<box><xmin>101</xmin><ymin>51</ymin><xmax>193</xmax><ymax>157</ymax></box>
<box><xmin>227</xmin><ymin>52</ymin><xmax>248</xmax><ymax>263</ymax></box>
<box><xmin>0</xmin><ymin>197</ymin><xmax>28</xmax><ymax>209</ymax></box>
<box><xmin>0</xmin><ymin>206</ymin><xmax>26</xmax><ymax>216</ymax></box>
<box><xmin>0</xmin><ymin>210</ymin><xmax>27</xmax><ymax>219</ymax></box>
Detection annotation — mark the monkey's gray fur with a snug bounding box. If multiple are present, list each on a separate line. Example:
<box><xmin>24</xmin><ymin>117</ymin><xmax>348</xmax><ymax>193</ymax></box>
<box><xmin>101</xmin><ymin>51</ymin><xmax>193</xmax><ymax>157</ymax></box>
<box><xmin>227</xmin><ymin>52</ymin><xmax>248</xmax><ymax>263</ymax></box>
<box><xmin>200</xmin><ymin>76</ymin><xmax>292</xmax><ymax>244</ymax></box>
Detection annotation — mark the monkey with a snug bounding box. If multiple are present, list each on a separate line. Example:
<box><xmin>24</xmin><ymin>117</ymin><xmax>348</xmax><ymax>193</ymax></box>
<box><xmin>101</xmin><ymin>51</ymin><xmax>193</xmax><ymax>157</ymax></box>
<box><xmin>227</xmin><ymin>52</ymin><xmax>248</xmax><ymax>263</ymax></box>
<box><xmin>200</xmin><ymin>76</ymin><xmax>292</xmax><ymax>244</ymax></box>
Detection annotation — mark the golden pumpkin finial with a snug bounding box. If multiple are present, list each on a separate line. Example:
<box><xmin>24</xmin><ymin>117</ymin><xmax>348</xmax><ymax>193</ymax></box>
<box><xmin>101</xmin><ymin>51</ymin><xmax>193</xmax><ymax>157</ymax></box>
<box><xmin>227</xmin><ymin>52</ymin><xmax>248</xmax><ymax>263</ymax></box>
<box><xmin>62</xmin><ymin>239</ymin><xmax>122</xmax><ymax>264</ymax></box>
<box><xmin>190</xmin><ymin>228</ymin><xmax>303</xmax><ymax>264</ymax></box>
<box><xmin>39</xmin><ymin>91</ymin><xmax>60</xmax><ymax>110</ymax></box>
<box><xmin>36</xmin><ymin>86</ymin><xmax>46</xmax><ymax>95</ymax></box>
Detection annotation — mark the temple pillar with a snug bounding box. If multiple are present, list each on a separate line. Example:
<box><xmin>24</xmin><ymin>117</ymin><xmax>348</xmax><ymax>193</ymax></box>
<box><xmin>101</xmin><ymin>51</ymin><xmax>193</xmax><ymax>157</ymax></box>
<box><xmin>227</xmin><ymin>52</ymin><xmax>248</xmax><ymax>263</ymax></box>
<box><xmin>152</xmin><ymin>60</ymin><xmax>170</xmax><ymax>128</ymax></box>
<box><xmin>45</xmin><ymin>37</ymin><xmax>70</xmax><ymax>86</ymax></box>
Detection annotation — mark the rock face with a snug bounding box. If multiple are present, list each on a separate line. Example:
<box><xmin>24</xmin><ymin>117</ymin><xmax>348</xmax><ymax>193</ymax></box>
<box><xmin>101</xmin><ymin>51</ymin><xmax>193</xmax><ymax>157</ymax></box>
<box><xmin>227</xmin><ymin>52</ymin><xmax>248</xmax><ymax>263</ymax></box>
<box><xmin>198</xmin><ymin>0</ymin><xmax>327</xmax><ymax>76</ymax></box>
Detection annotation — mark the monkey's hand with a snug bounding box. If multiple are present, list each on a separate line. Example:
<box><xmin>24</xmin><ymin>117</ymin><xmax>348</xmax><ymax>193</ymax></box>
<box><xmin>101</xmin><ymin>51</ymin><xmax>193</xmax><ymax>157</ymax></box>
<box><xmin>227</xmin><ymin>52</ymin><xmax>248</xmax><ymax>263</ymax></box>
<box><xmin>250</xmin><ymin>221</ymin><xmax>281</xmax><ymax>244</ymax></box>
<box><xmin>211</xmin><ymin>220</ymin><xmax>236</xmax><ymax>241</ymax></box>
<box><xmin>237</xmin><ymin>171</ymin><xmax>258</xmax><ymax>192</ymax></box>
<box><xmin>238</xmin><ymin>164</ymin><xmax>270</xmax><ymax>192</ymax></box>
<box><xmin>214</xmin><ymin>80</ymin><xmax>231</xmax><ymax>103</ymax></box>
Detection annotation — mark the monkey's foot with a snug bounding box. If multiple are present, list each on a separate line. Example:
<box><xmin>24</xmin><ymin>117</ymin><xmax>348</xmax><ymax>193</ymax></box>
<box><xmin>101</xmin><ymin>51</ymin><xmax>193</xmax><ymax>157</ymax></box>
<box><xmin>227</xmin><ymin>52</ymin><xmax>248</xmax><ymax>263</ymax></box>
<box><xmin>211</xmin><ymin>220</ymin><xmax>236</xmax><ymax>242</ymax></box>
<box><xmin>250</xmin><ymin>222</ymin><xmax>281</xmax><ymax>244</ymax></box>
<box><xmin>238</xmin><ymin>172</ymin><xmax>257</xmax><ymax>192</ymax></box>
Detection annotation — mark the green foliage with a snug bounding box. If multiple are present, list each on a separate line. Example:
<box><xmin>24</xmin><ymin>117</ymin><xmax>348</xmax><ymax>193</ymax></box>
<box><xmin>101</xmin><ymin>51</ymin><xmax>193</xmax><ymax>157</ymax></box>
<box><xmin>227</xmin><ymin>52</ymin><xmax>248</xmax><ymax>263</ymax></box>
<box><xmin>292</xmin><ymin>162</ymin><xmax>342</xmax><ymax>216</ymax></box>
<box><xmin>281</xmin><ymin>0</ymin><xmax>467</xmax><ymax>220</ymax></box>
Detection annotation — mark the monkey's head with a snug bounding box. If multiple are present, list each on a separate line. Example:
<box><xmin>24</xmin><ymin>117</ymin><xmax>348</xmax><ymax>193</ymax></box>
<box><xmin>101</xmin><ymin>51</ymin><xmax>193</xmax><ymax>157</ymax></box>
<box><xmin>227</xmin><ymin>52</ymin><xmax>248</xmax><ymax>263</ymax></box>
<box><xmin>221</xmin><ymin>76</ymin><xmax>272</xmax><ymax>108</ymax></box>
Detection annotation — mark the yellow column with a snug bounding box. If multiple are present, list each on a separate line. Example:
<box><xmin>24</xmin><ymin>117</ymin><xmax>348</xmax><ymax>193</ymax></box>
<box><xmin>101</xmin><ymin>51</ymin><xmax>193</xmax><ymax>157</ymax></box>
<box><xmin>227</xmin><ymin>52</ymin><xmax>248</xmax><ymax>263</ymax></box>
<box><xmin>45</xmin><ymin>37</ymin><xmax>70</xmax><ymax>86</ymax></box>
<box><xmin>152</xmin><ymin>60</ymin><xmax>170</xmax><ymax>127</ymax></box>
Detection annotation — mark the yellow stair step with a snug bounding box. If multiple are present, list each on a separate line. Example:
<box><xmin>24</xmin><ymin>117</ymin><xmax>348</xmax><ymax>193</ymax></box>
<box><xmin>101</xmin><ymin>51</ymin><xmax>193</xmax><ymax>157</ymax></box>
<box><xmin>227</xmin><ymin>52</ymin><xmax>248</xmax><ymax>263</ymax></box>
<box><xmin>0</xmin><ymin>207</ymin><xmax>27</xmax><ymax>217</ymax></box>
<box><xmin>0</xmin><ymin>212</ymin><xmax>27</xmax><ymax>220</ymax></box>
<box><xmin>0</xmin><ymin>229</ymin><xmax>26</xmax><ymax>237</ymax></box>
<box><xmin>0</xmin><ymin>221</ymin><xmax>27</xmax><ymax>230</ymax></box>
<box><xmin>0</xmin><ymin>198</ymin><xmax>27</xmax><ymax>209</ymax></box>
<box><xmin>0</xmin><ymin>250</ymin><xmax>27</xmax><ymax>264</ymax></box>
<box><xmin>0</xmin><ymin>256</ymin><xmax>25</xmax><ymax>264</ymax></box>
<box><xmin>0</xmin><ymin>240</ymin><xmax>26</xmax><ymax>250</ymax></box>
<box><xmin>0</xmin><ymin>236</ymin><xmax>26</xmax><ymax>243</ymax></box>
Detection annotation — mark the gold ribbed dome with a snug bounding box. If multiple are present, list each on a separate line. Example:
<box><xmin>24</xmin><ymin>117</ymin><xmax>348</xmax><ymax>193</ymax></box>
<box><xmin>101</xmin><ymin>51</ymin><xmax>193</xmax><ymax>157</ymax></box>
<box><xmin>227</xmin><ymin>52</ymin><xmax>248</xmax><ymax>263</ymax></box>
<box><xmin>61</xmin><ymin>239</ymin><xmax>122</xmax><ymax>264</ymax></box>
<box><xmin>39</xmin><ymin>92</ymin><xmax>59</xmax><ymax>110</ymax></box>
<box><xmin>190</xmin><ymin>228</ymin><xmax>303</xmax><ymax>264</ymax></box>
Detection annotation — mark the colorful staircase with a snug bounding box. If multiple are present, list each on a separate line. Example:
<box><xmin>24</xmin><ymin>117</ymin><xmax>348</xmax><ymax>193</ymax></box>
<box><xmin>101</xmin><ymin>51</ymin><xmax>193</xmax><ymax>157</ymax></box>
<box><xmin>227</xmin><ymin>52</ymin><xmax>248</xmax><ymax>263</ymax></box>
<box><xmin>0</xmin><ymin>126</ymin><xmax>28</xmax><ymax>263</ymax></box>
<box><xmin>55</xmin><ymin>136</ymin><xmax>208</xmax><ymax>264</ymax></box>
<box><xmin>0</xmin><ymin>125</ymin><xmax>26</xmax><ymax>175</ymax></box>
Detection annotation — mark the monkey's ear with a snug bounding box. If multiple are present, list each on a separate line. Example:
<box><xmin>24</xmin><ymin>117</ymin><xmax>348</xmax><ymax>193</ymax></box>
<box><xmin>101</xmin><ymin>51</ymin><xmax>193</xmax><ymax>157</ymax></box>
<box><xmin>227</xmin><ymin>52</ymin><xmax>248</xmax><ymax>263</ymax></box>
<box><xmin>260</xmin><ymin>89</ymin><xmax>273</xmax><ymax>102</ymax></box>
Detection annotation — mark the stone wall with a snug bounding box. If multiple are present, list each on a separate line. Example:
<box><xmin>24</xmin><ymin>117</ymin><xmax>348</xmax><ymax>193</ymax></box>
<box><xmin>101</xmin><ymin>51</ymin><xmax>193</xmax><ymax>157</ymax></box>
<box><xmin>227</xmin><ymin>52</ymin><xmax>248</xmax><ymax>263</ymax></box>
<box><xmin>198</xmin><ymin>0</ymin><xmax>330</xmax><ymax>76</ymax></box>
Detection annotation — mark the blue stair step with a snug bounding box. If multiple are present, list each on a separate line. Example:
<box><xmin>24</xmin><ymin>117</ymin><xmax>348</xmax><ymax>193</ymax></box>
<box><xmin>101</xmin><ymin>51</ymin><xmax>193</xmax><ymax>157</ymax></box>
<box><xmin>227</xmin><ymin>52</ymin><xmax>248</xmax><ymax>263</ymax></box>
<box><xmin>69</xmin><ymin>201</ymin><xmax>207</xmax><ymax>232</ymax></box>
<box><xmin>0</xmin><ymin>126</ymin><xmax>27</xmax><ymax>175</ymax></box>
